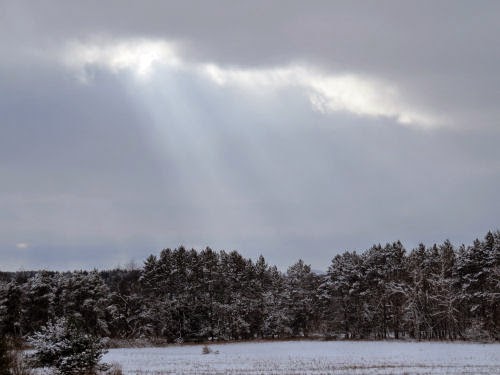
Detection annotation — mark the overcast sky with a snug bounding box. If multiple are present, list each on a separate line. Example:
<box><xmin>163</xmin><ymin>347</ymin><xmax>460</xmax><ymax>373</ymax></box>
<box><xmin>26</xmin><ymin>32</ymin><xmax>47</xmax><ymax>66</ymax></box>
<box><xmin>1</xmin><ymin>1</ymin><xmax>499</xmax><ymax>271</ymax></box>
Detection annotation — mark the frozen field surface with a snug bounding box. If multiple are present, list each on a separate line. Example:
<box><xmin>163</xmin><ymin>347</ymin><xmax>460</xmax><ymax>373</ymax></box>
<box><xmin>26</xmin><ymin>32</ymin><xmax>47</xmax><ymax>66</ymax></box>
<box><xmin>103</xmin><ymin>340</ymin><xmax>500</xmax><ymax>374</ymax></box>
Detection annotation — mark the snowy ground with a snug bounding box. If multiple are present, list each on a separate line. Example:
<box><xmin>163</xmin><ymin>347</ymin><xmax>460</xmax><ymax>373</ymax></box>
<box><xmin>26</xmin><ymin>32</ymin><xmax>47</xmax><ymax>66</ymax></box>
<box><xmin>103</xmin><ymin>340</ymin><xmax>500</xmax><ymax>374</ymax></box>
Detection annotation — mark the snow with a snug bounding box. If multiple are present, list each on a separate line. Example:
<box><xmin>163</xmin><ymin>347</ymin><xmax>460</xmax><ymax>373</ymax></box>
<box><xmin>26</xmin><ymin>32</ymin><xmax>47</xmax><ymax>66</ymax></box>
<box><xmin>103</xmin><ymin>340</ymin><xmax>500</xmax><ymax>374</ymax></box>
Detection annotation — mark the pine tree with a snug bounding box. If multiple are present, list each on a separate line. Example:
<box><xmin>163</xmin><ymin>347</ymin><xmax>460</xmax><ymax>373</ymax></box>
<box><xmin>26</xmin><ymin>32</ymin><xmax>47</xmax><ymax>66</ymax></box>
<box><xmin>285</xmin><ymin>260</ymin><xmax>319</xmax><ymax>337</ymax></box>
<box><xmin>29</xmin><ymin>318</ymin><xmax>108</xmax><ymax>375</ymax></box>
<box><xmin>22</xmin><ymin>272</ymin><xmax>55</xmax><ymax>334</ymax></box>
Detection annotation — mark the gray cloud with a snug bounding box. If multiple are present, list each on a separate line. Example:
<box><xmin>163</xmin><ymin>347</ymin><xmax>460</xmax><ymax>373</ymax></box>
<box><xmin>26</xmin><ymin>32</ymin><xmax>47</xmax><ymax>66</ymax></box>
<box><xmin>1</xmin><ymin>1</ymin><xmax>499</xmax><ymax>271</ymax></box>
<box><xmin>3</xmin><ymin>1</ymin><xmax>500</xmax><ymax>126</ymax></box>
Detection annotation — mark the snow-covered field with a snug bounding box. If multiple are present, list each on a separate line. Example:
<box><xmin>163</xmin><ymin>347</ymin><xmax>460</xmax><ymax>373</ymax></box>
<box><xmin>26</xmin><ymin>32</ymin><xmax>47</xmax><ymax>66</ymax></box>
<box><xmin>103</xmin><ymin>340</ymin><xmax>500</xmax><ymax>374</ymax></box>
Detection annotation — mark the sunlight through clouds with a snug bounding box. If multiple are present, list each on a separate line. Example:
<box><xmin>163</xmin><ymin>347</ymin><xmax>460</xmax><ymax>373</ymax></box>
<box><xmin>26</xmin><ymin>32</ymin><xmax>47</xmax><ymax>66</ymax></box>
<box><xmin>202</xmin><ymin>64</ymin><xmax>442</xmax><ymax>127</ymax></box>
<box><xmin>63</xmin><ymin>38</ymin><xmax>181</xmax><ymax>81</ymax></box>
<box><xmin>62</xmin><ymin>37</ymin><xmax>443</xmax><ymax>128</ymax></box>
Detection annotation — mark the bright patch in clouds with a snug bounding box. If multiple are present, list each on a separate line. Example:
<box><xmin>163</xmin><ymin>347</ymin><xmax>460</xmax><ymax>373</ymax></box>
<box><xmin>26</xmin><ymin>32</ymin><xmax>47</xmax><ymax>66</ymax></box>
<box><xmin>63</xmin><ymin>38</ymin><xmax>181</xmax><ymax>80</ymax></box>
<box><xmin>203</xmin><ymin>65</ymin><xmax>439</xmax><ymax>126</ymax></box>
<box><xmin>62</xmin><ymin>38</ymin><xmax>442</xmax><ymax>127</ymax></box>
<box><xmin>16</xmin><ymin>242</ymin><xmax>29</xmax><ymax>249</ymax></box>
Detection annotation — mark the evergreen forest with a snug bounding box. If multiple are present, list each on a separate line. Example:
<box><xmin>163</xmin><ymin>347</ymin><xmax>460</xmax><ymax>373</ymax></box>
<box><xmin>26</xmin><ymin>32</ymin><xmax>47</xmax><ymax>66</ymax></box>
<box><xmin>1</xmin><ymin>231</ymin><xmax>498</xmax><ymax>343</ymax></box>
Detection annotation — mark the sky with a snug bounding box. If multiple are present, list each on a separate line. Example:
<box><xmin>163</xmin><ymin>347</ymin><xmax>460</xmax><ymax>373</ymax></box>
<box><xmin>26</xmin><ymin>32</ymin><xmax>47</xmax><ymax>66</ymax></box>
<box><xmin>1</xmin><ymin>1</ymin><xmax>500</xmax><ymax>271</ymax></box>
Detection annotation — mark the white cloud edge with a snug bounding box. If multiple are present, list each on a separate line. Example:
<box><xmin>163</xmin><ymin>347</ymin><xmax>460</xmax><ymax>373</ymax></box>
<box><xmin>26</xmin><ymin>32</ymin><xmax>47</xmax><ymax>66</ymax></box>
<box><xmin>61</xmin><ymin>37</ymin><xmax>445</xmax><ymax>128</ymax></box>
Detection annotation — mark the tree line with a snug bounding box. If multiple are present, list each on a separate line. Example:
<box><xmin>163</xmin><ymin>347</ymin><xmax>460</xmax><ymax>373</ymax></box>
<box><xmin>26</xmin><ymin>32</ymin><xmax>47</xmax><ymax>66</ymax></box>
<box><xmin>1</xmin><ymin>231</ymin><xmax>498</xmax><ymax>342</ymax></box>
